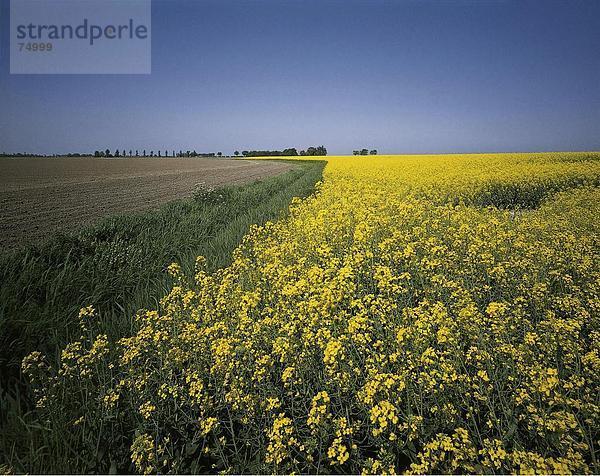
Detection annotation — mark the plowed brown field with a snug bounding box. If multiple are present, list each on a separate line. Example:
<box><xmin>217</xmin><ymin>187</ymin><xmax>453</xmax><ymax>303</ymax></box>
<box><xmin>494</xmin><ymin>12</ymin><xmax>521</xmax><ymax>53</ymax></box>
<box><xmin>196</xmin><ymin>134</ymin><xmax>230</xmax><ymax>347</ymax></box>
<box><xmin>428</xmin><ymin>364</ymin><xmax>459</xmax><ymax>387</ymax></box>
<box><xmin>0</xmin><ymin>157</ymin><xmax>293</xmax><ymax>248</ymax></box>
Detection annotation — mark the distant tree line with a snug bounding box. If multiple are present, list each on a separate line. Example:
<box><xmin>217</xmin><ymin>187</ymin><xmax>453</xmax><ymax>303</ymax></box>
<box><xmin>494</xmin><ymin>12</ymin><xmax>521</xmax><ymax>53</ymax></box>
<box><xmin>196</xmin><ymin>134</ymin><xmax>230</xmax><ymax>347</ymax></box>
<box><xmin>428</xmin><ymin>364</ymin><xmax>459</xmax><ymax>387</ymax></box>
<box><xmin>3</xmin><ymin>145</ymin><xmax>329</xmax><ymax>159</ymax></box>
<box><xmin>93</xmin><ymin>149</ymin><xmax>223</xmax><ymax>158</ymax></box>
<box><xmin>238</xmin><ymin>145</ymin><xmax>327</xmax><ymax>157</ymax></box>
<box><xmin>1</xmin><ymin>152</ymin><xmax>95</xmax><ymax>157</ymax></box>
<box><xmin>1</xmin><ymin>152</ymin><xmax>43</xmax><ymax>157</ymax></box>
<box><xmin>353</xmin><ymin>149</ymin><xmax>378</xmax><ymax>155</ymax></box>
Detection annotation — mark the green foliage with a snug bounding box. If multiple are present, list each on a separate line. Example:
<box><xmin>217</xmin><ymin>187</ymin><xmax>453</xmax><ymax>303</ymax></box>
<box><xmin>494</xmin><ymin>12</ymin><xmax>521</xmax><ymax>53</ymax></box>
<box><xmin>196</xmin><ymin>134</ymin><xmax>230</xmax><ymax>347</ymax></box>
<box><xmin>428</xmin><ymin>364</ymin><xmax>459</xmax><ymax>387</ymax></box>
<box><xmin>470</xmin><ymin>175</ymin><xmax>600</xmax><ymax>209</ymax></box>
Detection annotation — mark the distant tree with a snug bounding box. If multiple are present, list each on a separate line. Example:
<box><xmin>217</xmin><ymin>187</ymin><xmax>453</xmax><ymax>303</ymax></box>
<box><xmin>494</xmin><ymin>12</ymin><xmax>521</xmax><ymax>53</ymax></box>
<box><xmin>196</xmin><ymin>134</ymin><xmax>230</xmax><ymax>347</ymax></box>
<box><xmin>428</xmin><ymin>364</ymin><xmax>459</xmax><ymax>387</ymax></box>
<box><xmin>179</xmin><ymin>150</ymin><xmax>183</xmax><ymax>157</ymax></box>
<box><xmin>299</xmin><ymin>150</ymin><xmax>306</xmax><ymax>156</ymax></box>
<box><xmin>282</xmin><ymin>148</ymin><xmax>298</xmax><ymax>156</ymax></box>
<box><xmin>129</xmin><ymin>150</ymin><xmax>132</xmax><ymax>156</ymax></box>
<box><xmin>150</xmin><ymin>150</ymin><xmax>154</xmax><ymax>157</ymax></box>
<box><xmin>242</xmin><ymin>151</ymin><xmax>249</xmax><ymax>157</ymax></box>
<box><xmin>143</xmin><ymin>149</ymin><xmax>146</xmax><ymax>157</ymax></box>
<box><xmin>158</xmin><ymin>150</ymin><xmax>162</xmax><ymax>157</ymax></box>
<box><xmin>165</xmin><ymin>150</ymin><xmax>168</xmax><ymax>157</ymax></box>
<box><xmin>369</xmin><ymin>149</ymin><xmax>378</xmax><ymax>155</ymax></box>
<box><xmin>316</xmin><ymin>145</ymin><xmax>327</xmax><ymax>156</ymax></box>
<box><xmin>353</xmin><ymin>150</ymin><xmax>360</xmax><ymax>155</ymax></box>
<box><xmin>105</xmin><ymin>148</ymin><xmax>111</xmax><ymax>157</ymax></box>
<box><xmin>234</xmin><ymin>150</ymin><xmax>240</xmax><ymax>156</ymax></box>
<box><xmin>94</xmin><ymin>150</ymin><xmax>101</xmax><ymax>157</ymax></box>
<box><xmin>115</xmin><ymin>149</ymin><xmax>120</xmax><ymax>157</ymax></box>
<box><xmin>360</xmin><ymin>148</ymin><xmax>369</xmax><ymax>155</ymax></box>
<box><xmin>217</xmin><ymin>152</ymin><xmax>222</xmax><ymax>157</ymax></box>
<box><xmin>173</xmin><ymin>150</ymin><xmax>176</xmax><ymax>157</ymax></box>
<box><xmin>135</xmin><ymin>150</ymin><xmax>139</xmax><ymax>156</ymax></box>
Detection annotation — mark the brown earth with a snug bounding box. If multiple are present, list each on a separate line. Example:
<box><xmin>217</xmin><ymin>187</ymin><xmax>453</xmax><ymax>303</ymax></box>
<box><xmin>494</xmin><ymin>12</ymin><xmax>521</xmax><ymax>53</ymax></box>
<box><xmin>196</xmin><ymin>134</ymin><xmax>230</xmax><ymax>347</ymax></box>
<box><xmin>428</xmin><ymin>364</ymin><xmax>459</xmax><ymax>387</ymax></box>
<box><xmin>0</xmin><ymin>157</ymin><xmax>293</xmax><ymax>249</ymax></box>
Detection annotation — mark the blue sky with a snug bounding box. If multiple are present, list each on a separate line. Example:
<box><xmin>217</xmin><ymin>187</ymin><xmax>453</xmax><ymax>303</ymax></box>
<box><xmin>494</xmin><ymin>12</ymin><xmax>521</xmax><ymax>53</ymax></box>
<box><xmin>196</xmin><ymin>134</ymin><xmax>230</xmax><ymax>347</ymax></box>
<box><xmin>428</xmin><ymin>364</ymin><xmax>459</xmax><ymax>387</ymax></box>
<box><xmin>1</xmin><ymin>0</ymin><xmax>599</xmax><ymax>155</ymax></box>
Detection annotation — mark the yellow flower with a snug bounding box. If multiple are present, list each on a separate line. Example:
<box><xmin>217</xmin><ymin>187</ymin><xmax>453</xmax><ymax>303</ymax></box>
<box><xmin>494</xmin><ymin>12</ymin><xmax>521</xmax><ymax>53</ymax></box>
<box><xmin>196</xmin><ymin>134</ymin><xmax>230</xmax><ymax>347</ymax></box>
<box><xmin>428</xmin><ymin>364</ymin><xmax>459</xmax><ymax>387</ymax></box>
<box><xmin>139</xmin><ymin>401</ymin><xmax>156</xmax><ymax>420</ymax></box>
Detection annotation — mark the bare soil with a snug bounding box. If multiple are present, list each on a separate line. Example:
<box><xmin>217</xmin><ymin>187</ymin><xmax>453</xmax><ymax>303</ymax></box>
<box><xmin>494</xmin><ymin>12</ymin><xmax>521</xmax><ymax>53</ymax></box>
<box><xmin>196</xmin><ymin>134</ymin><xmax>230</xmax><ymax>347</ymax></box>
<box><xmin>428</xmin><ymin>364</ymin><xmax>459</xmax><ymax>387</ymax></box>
<box><xmin>0</xmin><ymin>157</ymin><xmax>293</xmax><ymax>249</ymax></box>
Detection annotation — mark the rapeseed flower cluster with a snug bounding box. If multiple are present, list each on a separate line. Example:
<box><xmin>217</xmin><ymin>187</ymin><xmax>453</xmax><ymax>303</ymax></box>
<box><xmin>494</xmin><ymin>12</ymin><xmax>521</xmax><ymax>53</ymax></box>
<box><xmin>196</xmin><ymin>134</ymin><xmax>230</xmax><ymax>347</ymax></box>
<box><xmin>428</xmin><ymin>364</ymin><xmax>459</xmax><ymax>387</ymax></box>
<box><xmin>23</xmin><ymin>152</ymin><xmax>600</xmax><ymax>473</ymax></box>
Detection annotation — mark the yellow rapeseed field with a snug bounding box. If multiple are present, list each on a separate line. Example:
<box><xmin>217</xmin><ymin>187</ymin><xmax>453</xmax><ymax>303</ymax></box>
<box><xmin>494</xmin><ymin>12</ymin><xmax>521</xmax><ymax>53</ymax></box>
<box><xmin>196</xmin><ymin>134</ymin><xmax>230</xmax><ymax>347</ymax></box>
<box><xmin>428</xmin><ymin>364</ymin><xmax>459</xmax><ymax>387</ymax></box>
<box><xmin>24</xmin><ymin>152</ymin><xmax>600</xmax><ymax>474</ymax></box>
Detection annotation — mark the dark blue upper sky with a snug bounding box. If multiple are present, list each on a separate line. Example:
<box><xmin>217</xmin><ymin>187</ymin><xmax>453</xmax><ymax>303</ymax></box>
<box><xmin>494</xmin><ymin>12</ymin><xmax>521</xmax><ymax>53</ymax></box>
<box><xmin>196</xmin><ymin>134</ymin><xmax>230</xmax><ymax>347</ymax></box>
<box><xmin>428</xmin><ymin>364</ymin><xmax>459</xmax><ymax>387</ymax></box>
<box><xmin>1</xmin><ymin>0</ymin><xmax>599</xmax><ymax>155</ymax></box>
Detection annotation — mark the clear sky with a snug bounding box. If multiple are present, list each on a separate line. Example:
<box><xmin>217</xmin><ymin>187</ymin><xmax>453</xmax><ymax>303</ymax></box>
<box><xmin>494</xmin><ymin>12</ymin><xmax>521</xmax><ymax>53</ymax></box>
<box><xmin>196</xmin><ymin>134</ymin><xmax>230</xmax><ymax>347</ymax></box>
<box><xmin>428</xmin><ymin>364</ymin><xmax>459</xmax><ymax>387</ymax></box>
<box><xmin>1</xmin><ymin>0</ymin><xmax>599</xmax><ymax>155</ymax></box>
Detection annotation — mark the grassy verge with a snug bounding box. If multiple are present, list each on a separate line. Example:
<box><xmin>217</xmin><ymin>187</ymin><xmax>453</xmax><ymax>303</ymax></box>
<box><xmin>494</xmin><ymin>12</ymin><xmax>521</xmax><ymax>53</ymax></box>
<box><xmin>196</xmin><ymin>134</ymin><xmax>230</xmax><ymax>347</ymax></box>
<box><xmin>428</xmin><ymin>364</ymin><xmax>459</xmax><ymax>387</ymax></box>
<box><xmin>0</xmin><ymin>160</ymin><xmax>324</xmax><ymax>472</ymax></box>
